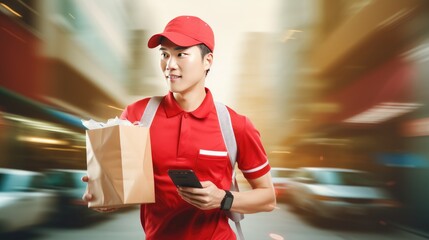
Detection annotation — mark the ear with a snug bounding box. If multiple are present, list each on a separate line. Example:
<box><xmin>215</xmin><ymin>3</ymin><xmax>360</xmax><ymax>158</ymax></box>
<box><xmin>204</xmin><ymin>53</ymin><xmax>213</xmax><ymax>71</ymax></box>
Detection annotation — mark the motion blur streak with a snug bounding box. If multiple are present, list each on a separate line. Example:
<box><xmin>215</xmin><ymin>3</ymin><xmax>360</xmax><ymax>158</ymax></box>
<box><xmin>1</xmin><ymin>0</ymin><xmax>429</xmax><ymax>239</ymax></box>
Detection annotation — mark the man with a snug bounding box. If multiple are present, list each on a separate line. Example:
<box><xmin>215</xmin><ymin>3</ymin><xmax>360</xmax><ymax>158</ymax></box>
<box><xmin>83</xmin><ymin>15</ymin><xmax>276</xmax><ymax>240</ymax></box>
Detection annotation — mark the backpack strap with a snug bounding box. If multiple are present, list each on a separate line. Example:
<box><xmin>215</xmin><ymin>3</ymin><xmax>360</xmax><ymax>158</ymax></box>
<box><xmin>140</xmin><ymin>96</ymin><xmax>163</xmax><ymax>127</ymax></box>
<box><xmin>214</xmin><ymin>102</ymin><xmax>245</xmax><ymax>240</ymax></box>
<box><xmin>214</xmin><ymin>102</ymin><xmax>237</xmax><ymax>168</ymax></box>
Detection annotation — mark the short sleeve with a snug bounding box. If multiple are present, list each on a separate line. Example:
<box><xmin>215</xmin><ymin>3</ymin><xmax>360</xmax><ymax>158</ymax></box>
<box><xmin>230</xmin><ymin>111</ymin><xmax>270</xmax><ymax>179</ymax></box>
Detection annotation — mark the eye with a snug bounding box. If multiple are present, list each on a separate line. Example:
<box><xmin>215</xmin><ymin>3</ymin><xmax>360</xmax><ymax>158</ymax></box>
<box><xmin>161</xmin><ymin>52</ymin><xmax>169</xmax><ymax>58</ymax></box>
<box><xmin>178</xmin><ymin>52</ymin><xmax>188</xmax><ymax>57</ymax></box>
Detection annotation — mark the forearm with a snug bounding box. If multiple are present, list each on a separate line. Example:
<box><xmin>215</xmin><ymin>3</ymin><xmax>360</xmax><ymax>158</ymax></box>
<box><xmin>229</xmin><ymin>186</ymin><xmax>276</xmax><ymax>214</ymax></box>
<box><xmin>179</xmin><ymin>174</ymin><xmax>276</xmax><ymax>213</ymax></box>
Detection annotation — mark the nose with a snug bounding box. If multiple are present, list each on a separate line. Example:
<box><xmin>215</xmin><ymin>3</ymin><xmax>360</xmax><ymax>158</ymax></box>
<box><xmin>165</xmin><ymin>57</ymin><xmax>177</xmax><ymax>71</ymax></box>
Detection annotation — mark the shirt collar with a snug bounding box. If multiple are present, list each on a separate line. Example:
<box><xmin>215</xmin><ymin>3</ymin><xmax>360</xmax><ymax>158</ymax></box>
<box><xmin>163</xmin><ymin>88</ymin><xmax>214</xmax><ymax>119</ymax></box>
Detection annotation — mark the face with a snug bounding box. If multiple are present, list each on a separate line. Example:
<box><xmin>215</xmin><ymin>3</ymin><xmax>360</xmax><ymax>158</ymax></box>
<box><xmin>159</xmin><ymin>38</ymin><xmax>212</xmax><ymax>95</ymax></box>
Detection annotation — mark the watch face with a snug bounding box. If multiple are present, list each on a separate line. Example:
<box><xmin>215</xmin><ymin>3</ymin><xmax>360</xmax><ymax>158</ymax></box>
<box><xmin>224</xmin><ymin>197</ymin><xmax>233</xmax><ymax>209</ymax></box>
<box><xmin>221</xmin><ymin>190</ymin><xmax>234</xmax><ymax>210</ymax></box>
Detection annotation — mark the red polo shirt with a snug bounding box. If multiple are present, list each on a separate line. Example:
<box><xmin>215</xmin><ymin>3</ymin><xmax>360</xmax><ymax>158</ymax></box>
<box><xmin>121</xmin><ymin>88</ymin><xmax>270</xmax><ymax>240</ymax></box>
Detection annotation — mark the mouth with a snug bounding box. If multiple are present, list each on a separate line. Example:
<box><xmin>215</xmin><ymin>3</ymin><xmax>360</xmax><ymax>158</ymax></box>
<box><xmin>166</xmin><ymin>74</ymin><xmax>181</xmax><ymax>81</ymax></box>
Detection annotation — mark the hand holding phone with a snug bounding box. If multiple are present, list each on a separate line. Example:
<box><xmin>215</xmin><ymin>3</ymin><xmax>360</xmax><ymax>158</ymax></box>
<box><xmin>168</xmin><ymin>169</ymin><xmax>202</xmax><ymax>188</ymax></box>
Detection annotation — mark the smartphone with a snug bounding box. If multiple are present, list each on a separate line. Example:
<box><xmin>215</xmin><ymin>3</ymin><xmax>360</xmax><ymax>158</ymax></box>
<box><xmin>168</xmin><ymin>169</ymin><xmax>202</xmax><ymax>188</ymax></box>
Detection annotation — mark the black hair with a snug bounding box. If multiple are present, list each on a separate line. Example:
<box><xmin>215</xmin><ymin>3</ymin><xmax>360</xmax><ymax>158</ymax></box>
<box><xmin>197</xmin><ymin>44</ymin><xmax>212</xmax><ymax>59</ymax></box>
<box><xmin>197</xmin><ymin>44</ymin><xmax>212</xmax><ymax>76</ymax></box>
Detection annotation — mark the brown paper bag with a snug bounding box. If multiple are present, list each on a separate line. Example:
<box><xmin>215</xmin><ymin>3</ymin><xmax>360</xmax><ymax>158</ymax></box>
<box><xmin>85</xmin><ymin>125</ymin><xmax>155</xmax><ymax>208</ymax></box>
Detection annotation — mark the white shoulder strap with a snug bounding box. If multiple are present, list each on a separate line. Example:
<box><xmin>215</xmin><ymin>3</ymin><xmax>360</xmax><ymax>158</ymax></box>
<box><xmin>214</xmin><ymin>102</ymin><xmax>237</xmax><ymax>168</ymax></box>
<box><xmin>214</xmin><ymin>102</ymin><xmax>245</xmax><ymax>240</ymax></box>
<box><xmin>140</xmin><ymin>96</ymin><xmax>162</xmax><ymax>127</ymax></box>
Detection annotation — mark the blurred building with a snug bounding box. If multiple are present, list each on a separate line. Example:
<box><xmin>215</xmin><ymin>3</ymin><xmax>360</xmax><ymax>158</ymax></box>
<box><xmin>0</xmin><ymin>0</ymin><xmax>149</xmax><ymax>170</ymax></box>
<box><xmin>277</xmin><ymin>0</ymin><xmax>429</xmax><ymax>234</ymax></box>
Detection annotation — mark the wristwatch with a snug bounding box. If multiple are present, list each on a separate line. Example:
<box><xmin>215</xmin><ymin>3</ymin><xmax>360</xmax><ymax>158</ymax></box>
<box><xmin>220</xmin><ymin>190</ymin><xmax>234</xmax><ymax>211</ymax></box>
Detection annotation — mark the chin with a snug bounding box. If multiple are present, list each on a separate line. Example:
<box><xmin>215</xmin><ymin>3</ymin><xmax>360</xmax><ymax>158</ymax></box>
<box><xmin>168</xmin><ymin>85</ymin><xmax>187</xmax><ymax>94</ymax></box>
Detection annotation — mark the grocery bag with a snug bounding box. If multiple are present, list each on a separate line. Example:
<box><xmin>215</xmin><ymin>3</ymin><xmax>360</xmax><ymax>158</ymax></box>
<box><xmin>85</xmin><ymin>125</ymin><xmax>155</xmax><ymax>208</ymax></box>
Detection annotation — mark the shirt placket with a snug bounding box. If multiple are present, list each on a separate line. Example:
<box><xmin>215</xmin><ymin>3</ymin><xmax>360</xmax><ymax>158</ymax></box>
<box><xmin>177</xmin><ymin>112</ymin><xmax>191</xmax><ymax>159</ymax></box>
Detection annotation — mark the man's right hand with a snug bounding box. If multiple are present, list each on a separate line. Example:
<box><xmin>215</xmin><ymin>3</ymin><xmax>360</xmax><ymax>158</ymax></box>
<box><xmin>81</xmin><ymin>175</ymin><xmax>118</xmax><ymax>213</ymax></box>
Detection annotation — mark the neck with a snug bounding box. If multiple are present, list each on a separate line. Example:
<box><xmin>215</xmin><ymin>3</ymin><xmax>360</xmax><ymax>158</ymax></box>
<box><xmin>173</xmin><ymin>88</ymin><xmax>207</xmax><ymax>112</ymax></box>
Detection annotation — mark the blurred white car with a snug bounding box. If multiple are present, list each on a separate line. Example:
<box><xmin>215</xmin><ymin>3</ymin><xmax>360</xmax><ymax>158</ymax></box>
<box><xmin>288</xmin><ymin>167</ymin><xmax>400</xmax><ymax>221</ymax></box>
<box><xmin>42</xmin><ymin>169</ymin><xmax>100</xmax><ymax>225</ymax></box>
<box><xmin>270</xmin><ymin>167</ymin><xmax>297</xmax><ymax>201</ymax></box>
<box><xmin>0</xmin><ymin>168</ymin><xmax>55</xmax><ymax>233</ymax></box>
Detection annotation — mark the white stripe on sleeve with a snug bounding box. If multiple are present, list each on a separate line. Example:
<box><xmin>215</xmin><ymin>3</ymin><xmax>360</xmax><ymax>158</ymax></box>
<box><xmin>241</xmin><ymin>160</ymin><xmax>269</xmax><ymax>173</ymax></box>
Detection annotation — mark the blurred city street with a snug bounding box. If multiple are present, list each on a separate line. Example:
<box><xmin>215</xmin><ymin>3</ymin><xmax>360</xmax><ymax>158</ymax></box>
<box><xmin>2</xmin><ymin>0</ymin><xmax>429</xmax><ymax>238</ymax></box>
<box><xmin>1</xmin><ymin>203</ymin><xmax>427</xmax><ymax>240</ymax></box>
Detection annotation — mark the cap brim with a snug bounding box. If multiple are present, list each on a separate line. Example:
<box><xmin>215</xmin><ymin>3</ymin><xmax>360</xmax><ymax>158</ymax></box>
<box><xmin>147</xmin><ymin>32</ymin><xmax>201</xmax><ymax>49</ymax></box>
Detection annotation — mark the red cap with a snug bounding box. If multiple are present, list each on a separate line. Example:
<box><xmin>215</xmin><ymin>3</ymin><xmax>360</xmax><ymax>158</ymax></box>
<box><xmin>148</xmin><ymin>16</ymin><xmax>214</xmax><ymax>52</ymax></box>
